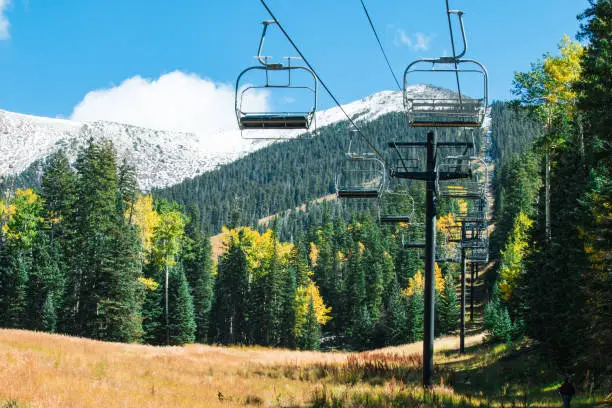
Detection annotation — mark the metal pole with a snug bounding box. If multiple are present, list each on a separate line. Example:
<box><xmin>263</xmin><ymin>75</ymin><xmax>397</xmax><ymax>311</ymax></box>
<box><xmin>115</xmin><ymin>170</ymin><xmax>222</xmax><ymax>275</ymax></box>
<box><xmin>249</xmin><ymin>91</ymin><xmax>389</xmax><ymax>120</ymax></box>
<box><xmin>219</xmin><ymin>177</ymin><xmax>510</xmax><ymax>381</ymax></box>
<box><xmin>470</xmin><ymin>262</ymin><xmax>475</xmax><ymax>322</ymax></box>
<box><xmin>460</xmin><ymin>247</ymin><xmax>466</xmax><ymax>354</ymax></box>
<box><xmin>423</xmin><ymin>130</ymin><xmax>437</xmax><ymax>388</ymax></box>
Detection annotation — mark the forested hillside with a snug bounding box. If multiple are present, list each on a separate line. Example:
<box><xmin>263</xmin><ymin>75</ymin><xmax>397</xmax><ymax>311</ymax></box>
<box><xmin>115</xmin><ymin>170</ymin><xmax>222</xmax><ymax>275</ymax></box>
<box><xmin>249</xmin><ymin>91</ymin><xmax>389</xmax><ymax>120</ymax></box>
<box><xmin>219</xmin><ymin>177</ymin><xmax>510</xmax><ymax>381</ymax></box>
<box><xmin>154</xmin><ymin>113</ymin><xmax>481</xmax><ymax>236</ymax></box>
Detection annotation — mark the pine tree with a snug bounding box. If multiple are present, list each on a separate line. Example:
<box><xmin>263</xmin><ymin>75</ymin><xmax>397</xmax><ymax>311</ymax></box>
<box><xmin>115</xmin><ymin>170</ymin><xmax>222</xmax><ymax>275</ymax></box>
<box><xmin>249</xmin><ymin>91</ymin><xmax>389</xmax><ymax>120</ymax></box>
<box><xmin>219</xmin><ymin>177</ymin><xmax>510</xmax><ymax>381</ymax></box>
<box><xmin>0</xmin><ymin>251</ymin><xmax>29</xmax><ymax>328</ymax></box>
<box><xmin>386</xmin><ymin>280</ymin><xmax>409</xmax><ymax>346</ymax></box>
<box><xmin>25</xmin><ymin>232</ymin><xmax>64</xmax><ymax>332</ymax></box>
<box><xmin>343</xmin><ymin>241</ymin><xmax>365</xmax><ymax>341</ymax></box>
<box><xmin>575</xmin><ymin>0</ymin><xmax>612</xmax><ymax>377</ymax></box>
<box><xmin>298</xmin><ymin>299</ymin><xmax>320</xmax><ymax>350</ymax></box>
<box><xmin>41</xmin><ymin>293</ymin><xmax>57</xmax><ymax>333</ymax></box>
<box><xmin>182</xmin><ymin>206</ymin><xmax>214</xmax><ymax>343</ymax></box>
<box><xmin>211</xmin><ymin>233</ymin><xmax>249</xmax><ymax>344</ymax></box>
<box><xmin>141</xmin><ymin>262</ymin><xmax>164</xmax><ymax>345</ymax></box>
<box><xmin>167</xmin><ymin>264</ymin><xmax>196</xmax><ymax>345</ymax></box>
<box><xmin>279</xmin><ymin>265</ymin><xmax>297</xmax><ymax>348</ymax></box>
<box><xmin>438</xmin><ymin>274</ymin><xmax>459</xmax><ymax>336</ymax></box>
<box><xmin>68</xmin><ymin>139</ymin><xmax>121</xmax><ymax>338</ymax></box>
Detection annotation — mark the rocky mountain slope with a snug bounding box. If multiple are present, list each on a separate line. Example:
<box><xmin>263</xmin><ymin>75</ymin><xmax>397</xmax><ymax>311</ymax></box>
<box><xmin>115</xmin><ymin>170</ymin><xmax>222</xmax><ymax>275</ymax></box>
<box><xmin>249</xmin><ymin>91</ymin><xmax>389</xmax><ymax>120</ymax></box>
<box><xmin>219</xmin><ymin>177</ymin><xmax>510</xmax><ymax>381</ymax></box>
<box><xmin>0</xmin><ymin>85</ymin><xmax>461</xmax><ymax>190</ymax></box>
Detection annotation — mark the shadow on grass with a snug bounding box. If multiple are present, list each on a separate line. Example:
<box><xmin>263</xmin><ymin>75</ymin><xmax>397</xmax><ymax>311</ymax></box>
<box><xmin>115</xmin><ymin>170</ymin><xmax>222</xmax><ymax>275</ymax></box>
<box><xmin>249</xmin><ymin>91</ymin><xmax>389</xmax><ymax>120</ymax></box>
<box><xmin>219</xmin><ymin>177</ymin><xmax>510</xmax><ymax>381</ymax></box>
<box><xmin>260</xmin><ymin>340</ymin><xmax>606</xmax><ymax>407</ymax></box>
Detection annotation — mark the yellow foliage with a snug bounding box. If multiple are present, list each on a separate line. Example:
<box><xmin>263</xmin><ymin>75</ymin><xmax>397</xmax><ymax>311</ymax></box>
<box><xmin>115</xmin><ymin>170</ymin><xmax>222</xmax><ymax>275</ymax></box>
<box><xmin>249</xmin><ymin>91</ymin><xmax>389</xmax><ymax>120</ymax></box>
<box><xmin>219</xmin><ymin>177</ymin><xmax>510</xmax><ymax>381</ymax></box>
<box><xmin>543</xmin><ymin>35</ymin><xmax>584</xmax><ymax>107</ymax></box>
<box><xmin>403</xmin><ymin>270</ymin><xmax>425</xmax><ymax>297</ymax></box>
<box><xmin>0</xmin><ymin>189</ymin><xmax>43</xmax><ymax>246</ymax></box>
<box><xmin>131</xmin><ymin>195</ymin><xmax>159</xmax><ymax>252</ymax></box>
<box><xmin>357</xmin><ymin>241</ymin><xmax>366</xmax><ymax>255</ymax></box>
<box><xmin>295</xmin><ymin>281</ymin><xmax>332</xmax><ymax>331</ymax></box>
<box><xmin>435</xmin><ymin>262</ymin><xmax>445</xmax><ymax>292</ymax></box>
<box><xmin>221</xmin><ymin>226</ymin><xmax>294</xmax><ymax>275</ymax></box>
<box><xmin>309</xmin><ymin>242</ymin><xmax>319</xmax><ymax>267</ymax></box>
<box><xmin>151</xmin><ymin>209</ymin><xmax>185</xmax><ymax>268</ymax></box>
<box><xmin>138</xmin><ymin>277</ymin><xmax>159</xmax><ymax>291</ymax></box>
<box><xmin>498</xmin><ymin>212</ymin><xmax>533</xmax><ymax>302</ymax></box>
<box><xmin>402</xmin><ymin>266</ymin><xmax>443</xmax><ymax>297</ymax></box>
<box><xmin>437</xmin><ymin>212</ymin><xmax>458</xmax><ymax>232</ymax></box>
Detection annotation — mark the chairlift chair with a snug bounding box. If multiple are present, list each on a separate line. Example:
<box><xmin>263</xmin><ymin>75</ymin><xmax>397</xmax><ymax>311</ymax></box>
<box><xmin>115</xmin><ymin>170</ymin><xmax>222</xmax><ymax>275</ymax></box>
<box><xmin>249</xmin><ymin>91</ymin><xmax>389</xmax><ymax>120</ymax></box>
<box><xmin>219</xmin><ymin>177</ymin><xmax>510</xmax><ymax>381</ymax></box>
<box><xmin>437</xmin><ymin>156</ymin><xmax>487</xmax><ymax>199</ymax></box>
<box><xmin>380</xmin><ymin>176</ymin><xmax>416</xmax><ymax>224</ymax></box>
<box><xmin>401</xmin><ymin>223</ymin><xmax>426</xmax><ymax>251</ymax></box>
<box><xmin>459</xmin><ymin>221</ymin><xmax>488</xmax><ymax>249</ymax></box>
<box><xmin>235</xmin><ymin>21</ymin><xmax>318</xmax><ymax>139</ymax></box>
<box><xmin>387</xmin><ymin>141</ymin><xmax>426</xmax><ymax>180</ymax></box>
<box><xmin>465</xmin><ymin>247</ymin><xmax>489</xmax><ymax>264</ymax></box>
<box><xmin>454</xmin><ymin>197</ymin><xmax>488</xmax><ymax>223</ymax></box>
<box><xmin>335</xmin><ymin>155</ymin><xmax>386</xmax><ymax>199</ymax></box>
<box><xmin>437</xmin><ymin>233</ymin><xmax>462</xmax><ymax>263</ymax></box>
<box><xmin>403</xmin><ymin>3</ymin><xmax>488</xmax><ymax>128</ymax></box>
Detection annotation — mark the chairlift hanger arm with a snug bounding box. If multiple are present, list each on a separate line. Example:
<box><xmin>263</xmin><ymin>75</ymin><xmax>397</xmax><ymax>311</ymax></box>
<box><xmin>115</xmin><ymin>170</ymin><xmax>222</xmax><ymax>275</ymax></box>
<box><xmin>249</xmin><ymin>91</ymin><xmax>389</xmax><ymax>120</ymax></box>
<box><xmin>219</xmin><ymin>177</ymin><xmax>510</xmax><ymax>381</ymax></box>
<box><xmin>445</xmin><ymin>0</ymin><xmax>465</xmax><ymax>103</ymax></box>
<box><xmin>257</xmin><ymin>20</ymin><xmax>284</xmax><ymax>68</ymax></box>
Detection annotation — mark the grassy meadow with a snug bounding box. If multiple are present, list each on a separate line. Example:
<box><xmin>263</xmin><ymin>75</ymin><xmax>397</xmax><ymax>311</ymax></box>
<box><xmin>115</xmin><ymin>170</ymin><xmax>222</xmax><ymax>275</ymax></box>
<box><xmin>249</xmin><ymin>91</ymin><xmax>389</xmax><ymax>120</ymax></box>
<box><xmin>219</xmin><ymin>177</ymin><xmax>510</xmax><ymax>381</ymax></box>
<box><xmin>0</xmin><ymin>329</ymin><xmax>608</xmax><ymax>408</ymax></box>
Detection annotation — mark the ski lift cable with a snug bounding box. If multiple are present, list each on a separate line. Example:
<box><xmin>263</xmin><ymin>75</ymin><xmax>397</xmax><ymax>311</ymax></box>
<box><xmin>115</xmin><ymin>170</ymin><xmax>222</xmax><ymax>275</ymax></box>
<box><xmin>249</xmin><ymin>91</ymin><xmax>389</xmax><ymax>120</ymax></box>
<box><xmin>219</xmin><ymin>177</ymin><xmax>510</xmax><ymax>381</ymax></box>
<box><xmin>258</xmin><ymin>0</ymin><xmax>391</xmax><ymax>168</ymax></box>
<box><xmin>359</xmin><ymin>0</ymin><xmax>402</xmax><ymax>92</ymax></box>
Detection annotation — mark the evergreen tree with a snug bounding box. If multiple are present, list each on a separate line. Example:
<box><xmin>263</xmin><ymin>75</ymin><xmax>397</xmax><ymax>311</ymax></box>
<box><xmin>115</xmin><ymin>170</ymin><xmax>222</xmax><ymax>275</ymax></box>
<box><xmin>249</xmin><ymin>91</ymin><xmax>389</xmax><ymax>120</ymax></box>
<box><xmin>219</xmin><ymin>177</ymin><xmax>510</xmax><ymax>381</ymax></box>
<box><xmin>438</xmin><ymin>274</ymin><xmax>459</xmax><ymax>336</ymax></box>
<box><xmin>68</xmin><ymin>139</ymin><xmax>122</xmax><ymax>338</ymax></box>
<box><xmin>141</xmin><ymin>262</ymin><xmax>164</xmax><ymax>345</ymax></box>
<box><xmin>182</xmin><ymin>206</ymin><xmax>214</xmax><ymax>343</ymax></box>
<box><xmin>40</xmin><ymin>150</ymin><xmax>76</xmax><ymax>251</ymax></box>
<box><xmin>575</xmin><ymin>0</ymin><xmax>612</xmax><ymax>377</ymax></box>
<box><xmin>279</xmin><ymin>265</ymin><xmax>297</xmax><ymax>348</ymax></box>
<box><xmin>211</xmin><ymin>233</ymin><xmax>249</xmax><ymax>344</ymax></box>
<box><xmin>41</xmin><ymin>293</ymin><xmax>57</xmax><ymax>333</ymax></box>
<box><xmin>298</xmin><ymin>299</ymin><xmax>320</xmax><ymax>350</ymax></box>
<box><xmin>25</xmin><ymin>232</ymin><xmax>63</xmax><ymax>332</ymax></box>
<box><xmin>167</xmin><ymin>264</ymin><xmax>196</xmax><ymax>345</ymax></box>
<box><xmin>386</xmin><ymin>280</ymin><xmax>409</xmax><ymax>345</ymax></box>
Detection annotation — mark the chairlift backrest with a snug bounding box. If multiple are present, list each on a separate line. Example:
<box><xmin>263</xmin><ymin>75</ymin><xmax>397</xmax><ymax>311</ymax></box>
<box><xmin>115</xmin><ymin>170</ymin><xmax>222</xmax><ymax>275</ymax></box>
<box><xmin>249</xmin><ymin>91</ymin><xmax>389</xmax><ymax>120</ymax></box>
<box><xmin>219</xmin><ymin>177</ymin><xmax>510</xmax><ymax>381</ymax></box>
<box><xmin>335</xmin><ymin>156</ymin><xmax>387</xmax><ymax>199</ymax></box>
<box><xmin>437</xmin><ymin>156</ymin><xmax>488</xmax><ymax>199</ymax></box>
<box><xmin>235</xmin><ymin>21</ymin><xmax>318</xmax><ymax>139</ymax></box>
<box><xmin>403</xmin><ymin>58</ymin><xmax>488</xmax><ymax>128</ymax></box>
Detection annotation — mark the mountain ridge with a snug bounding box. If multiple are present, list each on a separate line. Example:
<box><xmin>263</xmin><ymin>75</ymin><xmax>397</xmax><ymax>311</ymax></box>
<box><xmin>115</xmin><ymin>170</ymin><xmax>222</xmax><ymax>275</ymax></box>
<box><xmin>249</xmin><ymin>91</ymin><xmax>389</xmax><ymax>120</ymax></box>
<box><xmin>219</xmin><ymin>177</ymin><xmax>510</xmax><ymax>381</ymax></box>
<box><xmin>0</xmin><ymin>85</ymin><xmax>459</xmax><ymax>190</ymax></box>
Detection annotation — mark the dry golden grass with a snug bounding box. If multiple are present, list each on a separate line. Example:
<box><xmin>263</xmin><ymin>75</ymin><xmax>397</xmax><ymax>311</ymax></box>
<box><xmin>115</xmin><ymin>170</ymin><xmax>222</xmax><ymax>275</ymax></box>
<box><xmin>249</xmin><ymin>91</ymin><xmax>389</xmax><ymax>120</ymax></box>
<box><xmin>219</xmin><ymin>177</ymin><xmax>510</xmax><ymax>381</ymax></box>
<box><xmin>0</xmin><ymin>330</ymin><xmax>484</xmax><ymax>408</ymax></box>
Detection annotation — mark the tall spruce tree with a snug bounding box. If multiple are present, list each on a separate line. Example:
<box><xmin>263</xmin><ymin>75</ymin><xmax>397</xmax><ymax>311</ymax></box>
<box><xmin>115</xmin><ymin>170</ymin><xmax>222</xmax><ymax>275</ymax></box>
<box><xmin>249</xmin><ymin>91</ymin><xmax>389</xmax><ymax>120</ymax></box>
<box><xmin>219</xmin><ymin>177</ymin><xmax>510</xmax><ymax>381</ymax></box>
<box><xmin>167</xmin><ymin>264</ymin><xmax>196</xmax><ymax>345</ymax></box>
<box><xmin>438</xmin><ymin>274</ymin><xmax>459</xmax><ymax>335</ymax></box>
<box><xmin>211</xmin><ymin>233</ymin><xmax>249</xmax><ymax>344</ymax></box>
<box><xmin>182</xmin><ymin>205</ymin><xmax>214</xmax><ymax>343</ymax></box>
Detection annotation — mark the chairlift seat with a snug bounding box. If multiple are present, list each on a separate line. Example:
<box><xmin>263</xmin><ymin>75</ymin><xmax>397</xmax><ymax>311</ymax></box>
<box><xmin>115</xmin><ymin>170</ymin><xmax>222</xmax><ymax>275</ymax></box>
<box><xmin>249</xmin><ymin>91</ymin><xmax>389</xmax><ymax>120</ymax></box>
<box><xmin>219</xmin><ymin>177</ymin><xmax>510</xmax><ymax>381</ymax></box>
<box><xmin>404</xmin><ymin>242</ymin><xmax>426</xmax><ymax>249</ymax></box>
<box><xmin>381</xmin><ymin>215</ymin><xmax>413</xmax><ymax>224</ymax></box>
<box><xmin>406</xmin><ymin>98</ymin><xmax>485</xmax><ymax>128</ymax></box>
<box><xmin>239</xmin><ymin>113</ymin><xmax>312</xmax><ymax>130</ymax></box>
<box><xmin>336</xmin><ymin>189</ymin><xmax>381</xmax><ymax>199</ymax></box>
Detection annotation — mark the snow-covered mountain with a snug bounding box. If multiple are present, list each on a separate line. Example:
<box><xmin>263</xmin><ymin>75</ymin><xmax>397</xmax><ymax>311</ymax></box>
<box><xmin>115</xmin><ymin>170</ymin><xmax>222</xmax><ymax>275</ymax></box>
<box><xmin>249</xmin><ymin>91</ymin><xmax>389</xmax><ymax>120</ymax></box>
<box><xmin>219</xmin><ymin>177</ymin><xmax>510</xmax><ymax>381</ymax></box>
<box><xmin>0</xmin><ymin>85</ymin><xmax>462</xmax><ymax>190</ymax></box>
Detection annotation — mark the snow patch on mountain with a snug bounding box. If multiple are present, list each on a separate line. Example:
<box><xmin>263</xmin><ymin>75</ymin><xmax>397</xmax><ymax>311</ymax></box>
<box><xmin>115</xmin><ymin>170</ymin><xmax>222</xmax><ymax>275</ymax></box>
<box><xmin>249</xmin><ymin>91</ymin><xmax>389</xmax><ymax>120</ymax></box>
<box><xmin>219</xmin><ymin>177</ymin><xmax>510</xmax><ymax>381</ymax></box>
<box><xmin>0</xmin><ymin>85</ymin><xmax>465</xmax><ymax>190</ymax></box>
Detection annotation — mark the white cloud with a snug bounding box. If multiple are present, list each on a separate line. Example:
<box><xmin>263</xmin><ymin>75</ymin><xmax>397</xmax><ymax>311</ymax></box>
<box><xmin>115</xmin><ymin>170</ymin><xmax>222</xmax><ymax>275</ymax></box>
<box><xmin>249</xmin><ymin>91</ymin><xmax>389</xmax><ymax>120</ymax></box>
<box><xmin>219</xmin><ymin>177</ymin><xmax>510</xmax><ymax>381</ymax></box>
<box><xmin>394</xmin><ymin>30</ymin><xmax>434</xmax><ymax>51</ymax></box>
<box><xmin>70</xmin><ymin>71</ymin><xmax>270</xmax><ymax>151</ymax></box>
<box><xmin>0</xmin><ymin>0</ymin><xmax>10</xmax><ymax>40</ymax></box>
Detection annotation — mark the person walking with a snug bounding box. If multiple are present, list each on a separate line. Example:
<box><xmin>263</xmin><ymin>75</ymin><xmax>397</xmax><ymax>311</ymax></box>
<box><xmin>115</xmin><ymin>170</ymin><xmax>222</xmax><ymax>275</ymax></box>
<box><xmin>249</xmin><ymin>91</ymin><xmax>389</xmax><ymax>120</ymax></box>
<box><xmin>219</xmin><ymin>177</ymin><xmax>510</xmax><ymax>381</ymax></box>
<box><xmin>558</xmin><ymin>377</ymin><xmax>576</xmax><ymax>408</ymax></box>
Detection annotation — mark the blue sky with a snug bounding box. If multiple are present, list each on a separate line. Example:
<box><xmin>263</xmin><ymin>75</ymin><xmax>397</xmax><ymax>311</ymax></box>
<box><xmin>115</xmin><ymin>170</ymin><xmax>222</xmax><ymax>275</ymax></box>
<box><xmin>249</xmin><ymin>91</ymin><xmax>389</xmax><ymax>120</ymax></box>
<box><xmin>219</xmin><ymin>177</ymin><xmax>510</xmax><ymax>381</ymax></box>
<box><xmin>0</xmin><ymin>0</ymin><xmax>589</xmax><ymax>133</ymax></box>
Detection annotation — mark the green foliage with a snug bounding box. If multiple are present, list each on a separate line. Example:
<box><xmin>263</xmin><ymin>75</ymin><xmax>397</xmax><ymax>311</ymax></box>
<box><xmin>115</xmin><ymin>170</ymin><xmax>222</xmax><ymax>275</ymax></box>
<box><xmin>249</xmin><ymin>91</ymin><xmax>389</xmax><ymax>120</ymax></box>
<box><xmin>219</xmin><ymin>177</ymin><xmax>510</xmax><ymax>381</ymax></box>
<box><xmin>211</xmin><ymin>233</ymin><xmax>249</xmax><ymax>344</ymax></box>
<box><xmin>438</xmin><ymin>274</ymin><xmax>459</xmax><ymax>336</ymax></box>
<box><xmin>297</xmin><ymin>299</ymin><xmax>320</xmax><ymax>350</ymax></box>
<box><xmin>484</xmin><ymin>290</ymin><xmax>514</xmax><ymax>344</ymax></box>
<box><xmin>167</xmin><ymin>264</ymin><xmax>196</xmax><ymax>346</ymax></box>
